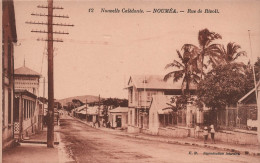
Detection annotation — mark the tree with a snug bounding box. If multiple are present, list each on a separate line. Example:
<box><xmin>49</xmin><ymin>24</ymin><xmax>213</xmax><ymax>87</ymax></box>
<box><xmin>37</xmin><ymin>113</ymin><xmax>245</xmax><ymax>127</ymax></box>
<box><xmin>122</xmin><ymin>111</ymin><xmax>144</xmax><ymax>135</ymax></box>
<box><xmin>206</xmin><ymin>42</ymin><xmax>246</xmax><ymax>66</ymax></box>
<box><xmin>164</xmin><ymin>44</ymin><xmax>200</xmax><ymax>95</ymax></box>
<box><xmin>198</xmin><ymin>28</ymin><xmax>222</xmax><ymax>77</ymax></box>
<box><xmin>72</xmin><ymin>99</ymin><xmax>84</xmax><ymax>107</ymax></box>
<box><xmin>197</xmin><ymin>63</ymin><xmax>249</xmax><ymax>110</ymax></box>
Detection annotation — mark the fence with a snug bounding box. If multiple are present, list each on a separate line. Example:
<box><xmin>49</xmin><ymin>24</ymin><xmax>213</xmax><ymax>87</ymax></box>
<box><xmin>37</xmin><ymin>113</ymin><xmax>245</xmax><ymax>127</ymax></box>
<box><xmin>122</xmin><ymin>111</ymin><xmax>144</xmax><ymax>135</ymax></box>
<box><xmin>217</xmin><ymin>105</ymin><xmax>257</xmax><ymax>131</ymax></box>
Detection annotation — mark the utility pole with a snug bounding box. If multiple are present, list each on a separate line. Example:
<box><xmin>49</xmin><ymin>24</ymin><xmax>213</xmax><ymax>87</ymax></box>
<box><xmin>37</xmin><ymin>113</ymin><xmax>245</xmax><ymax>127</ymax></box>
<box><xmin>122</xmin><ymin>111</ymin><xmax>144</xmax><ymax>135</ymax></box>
<box><xmin>26</xmin><ymin>0</ymin><xmax>73</xmax><ymax>148</ymax></box>
<box><xmin>47</xmin><ymin>0</ymin><xmax>54</xmax><ymax>148</ymax></box>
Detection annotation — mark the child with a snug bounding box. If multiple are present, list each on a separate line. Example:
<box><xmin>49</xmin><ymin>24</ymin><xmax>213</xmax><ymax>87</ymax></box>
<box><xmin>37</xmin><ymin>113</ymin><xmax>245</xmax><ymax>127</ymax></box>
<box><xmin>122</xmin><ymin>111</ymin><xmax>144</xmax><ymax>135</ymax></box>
<box><xmin>210</xmin><ymin>124</ymin><xmax>216</xmax><ymax>144</ymax></box>
<box><xmin>203</xmin><ymin>126</ymin><xmax>208</xmax><ymax>144</ymax></box>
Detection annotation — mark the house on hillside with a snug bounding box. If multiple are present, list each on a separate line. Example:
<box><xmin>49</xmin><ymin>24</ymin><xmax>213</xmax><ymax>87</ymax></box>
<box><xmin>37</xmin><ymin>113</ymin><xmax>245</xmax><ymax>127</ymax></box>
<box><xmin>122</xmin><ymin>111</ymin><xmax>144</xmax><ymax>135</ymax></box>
<box><xmin>2</xmin><ymin>0</ymin><xmax>18</xmax><ymax>149</ymax></box>
<box><xmin>108</xmin><ymin>107</ymin><xmax>128</xmax><ymax>129</ymax></box>
<box><xmin>126</xmin><ymin>75</ymin><xmax>197</xmax><ymax>133</ymax></box>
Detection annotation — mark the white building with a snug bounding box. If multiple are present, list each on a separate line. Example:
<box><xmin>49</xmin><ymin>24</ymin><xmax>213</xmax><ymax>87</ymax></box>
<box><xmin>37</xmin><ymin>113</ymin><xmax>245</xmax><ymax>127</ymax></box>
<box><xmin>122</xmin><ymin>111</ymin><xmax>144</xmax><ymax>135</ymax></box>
<box><xmin>14</xmin><ymin>64</ymin><xmax>41</xmax><ymax>96</ymax></box>
<box><xmin>126</xmin><ymin>75</ymin><xmax>196</xmax><ymax>133</ymax></box>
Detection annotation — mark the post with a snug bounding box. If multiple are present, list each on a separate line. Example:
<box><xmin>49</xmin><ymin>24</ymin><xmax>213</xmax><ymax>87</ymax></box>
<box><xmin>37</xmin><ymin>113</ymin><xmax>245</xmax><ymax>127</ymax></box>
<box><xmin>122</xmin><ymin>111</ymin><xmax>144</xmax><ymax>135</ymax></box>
<box><xmin>86</xmin><ymin>99</ymin><xmax>88</xmax><ymax>122</ymax></box>
<box><xmin>257</xmin><ymin>82</ymin><xmax>260</xmax><ymax>144</ymax></box>
<box><xmin>43</xmin><ymin>77</ymin><xmax>45</xmax><ymax>98</ymax></box>
<box><xmin>47</xmin><ymin>0</ymin><xmax>54</xmax><ymax>148</ymax></box>
<box><xmin>19</xmin><ymin>96</ymin><xmax>23</xmax><ymax>141</ymax></box>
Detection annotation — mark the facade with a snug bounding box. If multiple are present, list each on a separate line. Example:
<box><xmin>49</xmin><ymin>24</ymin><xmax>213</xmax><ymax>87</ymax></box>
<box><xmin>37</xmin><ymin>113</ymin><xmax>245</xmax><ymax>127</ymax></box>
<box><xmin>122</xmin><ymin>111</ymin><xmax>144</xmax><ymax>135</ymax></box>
<box><xmin>14</xmin><ymin>65</ymin><xmax>41</xmax><ymax>97</ymax></box>
<box><xmin>126</xmin><ymin>75</ymin><xmax>196</xmax><ymax>133</ymax></box>
<box><xmin>13</xmin><ymin>65</ymin><xmax>41</xmax><ymax>139</ymax></box>
<box><xmin>85</xmin><ymin>106</ymin><xmax>99</xmax><ymax>123</ymax></box>
<box><xmin>14</xmin><ymin>90</ymin><xmax>38</xmax><ymax>140</ymax></box>
<box><xmin>108</xmin><ymin>107</ymin><xmax>128</xmax><ymax>129</ymax></box>
<box><xmin>2</xmin><ymin>0</ymin><xmax>18</xmax><ymax>149</ymax></box>
<box><xmin>149</xmin><ymin>95</ymin><xmax>204</xmax><ymax>137</ymax></box>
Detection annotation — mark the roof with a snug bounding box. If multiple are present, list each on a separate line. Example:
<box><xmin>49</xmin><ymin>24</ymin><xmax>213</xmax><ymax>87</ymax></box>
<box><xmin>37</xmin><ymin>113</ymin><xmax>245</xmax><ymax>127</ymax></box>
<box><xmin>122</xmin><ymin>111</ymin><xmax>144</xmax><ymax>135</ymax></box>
<box><xmin>14</xmin><ymin>66</ymin><xmax>41</xmax><ymax>77</ymax></box>
<box><xmin>109</xmin><ymin>107</ymin><xmax>128</xmax><ymax>113</ymax></box>
<box><xmin>15</xmin><ymin>89</ymin><xmax>37</xmax><ymax>99</ymax></box>
<box><xmin>238</xmin><ymin>81</ymin><xmax>260</xmax><ymax>104</ymax></box>
<box><xmin>86</xmin><ymin>106</ymin><xmax>99</xmax><ymax>115</ymax></box>
<box><xmin>127</xmin><ymin>75</ymin><xmax>196</xmax><ymax>90</ymax></box>
<box><xmin>150</xmin><ymin>95</ymin><xmax>173</xmax><ymax>114</ymax></box>
<box><xmin>75</xmin><ymin>105</ymin><xmax>86</xmax><ymax>112</ymax></box>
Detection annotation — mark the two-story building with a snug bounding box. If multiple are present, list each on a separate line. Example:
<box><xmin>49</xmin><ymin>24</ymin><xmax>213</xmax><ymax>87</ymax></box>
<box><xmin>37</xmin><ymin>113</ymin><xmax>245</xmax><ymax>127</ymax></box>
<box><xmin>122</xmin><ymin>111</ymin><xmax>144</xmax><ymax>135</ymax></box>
<box><xmin>2</xmin><ymin>0</ymin><xmax>18</xmax><ymax>149</ymax></box>
<box><xmin>13</xmin><ymin>65</ymin><xmax>42</xmax><ymax>139</ymax></box>
<box><xmin>126</xmin><ymin>75</ymin><xmax>196</xmax><ymax>133</ymax></box>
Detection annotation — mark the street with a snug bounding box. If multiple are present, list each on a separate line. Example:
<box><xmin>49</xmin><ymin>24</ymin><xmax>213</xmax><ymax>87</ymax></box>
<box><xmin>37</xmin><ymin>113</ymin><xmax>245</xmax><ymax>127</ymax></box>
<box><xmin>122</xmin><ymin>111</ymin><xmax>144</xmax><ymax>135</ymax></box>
<box><xmin>58</xmin><ymin>115</ymin><xmax>260</xmax><ymax>163</ymax></box>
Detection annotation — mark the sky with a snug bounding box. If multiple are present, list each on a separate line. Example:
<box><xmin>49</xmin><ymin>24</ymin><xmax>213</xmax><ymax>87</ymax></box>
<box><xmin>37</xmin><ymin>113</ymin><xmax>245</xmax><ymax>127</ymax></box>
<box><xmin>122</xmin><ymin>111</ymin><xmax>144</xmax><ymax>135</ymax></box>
<box><xmin>13</xmin><ymin>0</ymin><xmax>260</xmax><ymax>100</ymax></box>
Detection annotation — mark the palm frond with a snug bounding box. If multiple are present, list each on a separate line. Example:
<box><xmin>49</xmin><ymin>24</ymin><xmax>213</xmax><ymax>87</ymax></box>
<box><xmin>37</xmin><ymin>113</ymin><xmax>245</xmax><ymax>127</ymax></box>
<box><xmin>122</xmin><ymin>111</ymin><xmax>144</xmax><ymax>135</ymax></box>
<box><xmin>233</xmin><ymin>51</ymin><xmax>247</xmax><ymax>61</ymax></box>
<box><xmin>165</xmin><ymin>60</ymin><xmax>184</xmax><ymax>69</ymax></box>
<box><xmin>176</xmin><ymin>50</ymin><xmax>183</xmax><ymax>61</ymax></box>
<box><xmin>164</xmin><ymin>70</ymin><xmax>184</xmax><ymax>81</ymax></box>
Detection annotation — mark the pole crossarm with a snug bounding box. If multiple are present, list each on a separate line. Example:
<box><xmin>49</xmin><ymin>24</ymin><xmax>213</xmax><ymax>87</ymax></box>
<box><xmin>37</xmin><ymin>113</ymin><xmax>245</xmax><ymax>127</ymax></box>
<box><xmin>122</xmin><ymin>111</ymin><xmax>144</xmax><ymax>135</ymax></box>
<box><xmin>26</xmin><ymin>21</ymin><xmax>74</xmax><ymax>27</ymax></box>
<box><xmin>31</xmin><ymin>13</ymin><xmax>69</xmax><ymax>18</ymax></box>
<box><xmin>32</xmin><ymin>30</ymin><xmax>69</xmax><ymax>35</ymax></box>
<box><xmin>37</xmin><ymin>38</ymin><xmax>63</xmax><ymax>42</ymax></box>
<box><xmin>37</xmin><ymin>5</ymin><xmax>63</xmax><ymax>9</ymax></box>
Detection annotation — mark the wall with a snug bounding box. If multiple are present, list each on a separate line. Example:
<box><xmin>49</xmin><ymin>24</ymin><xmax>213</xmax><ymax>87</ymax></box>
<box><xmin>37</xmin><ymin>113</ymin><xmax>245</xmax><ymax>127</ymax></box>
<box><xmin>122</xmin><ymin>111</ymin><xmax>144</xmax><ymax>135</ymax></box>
<box><xmin>2</xmin><ymin>2</ymin><xmax>15</xmax><ymax>148</ymax></box>
<box><xmin>158</xmin><ymin>127</ymin><xmax>190</xmax><ymax>138</ymax></box>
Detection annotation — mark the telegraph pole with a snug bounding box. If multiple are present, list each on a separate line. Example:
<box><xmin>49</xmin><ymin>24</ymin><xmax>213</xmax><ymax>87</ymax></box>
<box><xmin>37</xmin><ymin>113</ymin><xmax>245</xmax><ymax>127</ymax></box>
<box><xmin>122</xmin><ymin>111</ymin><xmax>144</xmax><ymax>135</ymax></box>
<box><xmin>26</xmin><ymin>0</ymin><xmax>73</xmax><ymax>148</ymax></box>
<box><xmin>47</xmin><ymin>0</ymin><xmax>54</xmax><ymax>148</ymax></box>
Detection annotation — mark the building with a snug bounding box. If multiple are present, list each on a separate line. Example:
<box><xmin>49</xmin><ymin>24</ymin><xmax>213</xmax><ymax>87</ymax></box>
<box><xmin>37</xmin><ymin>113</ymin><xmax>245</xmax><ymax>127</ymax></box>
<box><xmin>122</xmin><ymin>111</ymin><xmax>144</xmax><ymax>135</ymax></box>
<box><xmin>14</xmin><ymin>90</ymin><xmax>38</xmax><ymax>140</ymax></box>
<box><xmin>14</xmin><ymin>64</ymin><xmax>41</xmax><ymax>97</ymax></box>
<box><xmin>13</xmin><ymin>65</ymin><xmax>42</xmax><ymax>139</ymax></box>
<box><xmin>108</xmin><ymin>107</ymin><xmax>128</xmax><ymax>129</ymax></box>
<box><xmin>126</xmin><ymin>75</ymin><xmax>196</xmax><ymax>133</ymax></box>
<box><xmin>85</xmin><ymin>106</ymin><xmax>99</xmax><ymax>124</ymax></box>
<box><xmin>2</xmin><ymin>0</ymin><xmax>18</xmax><ymax>149</ymax></box>
<box><xmin>148</xmin><ymin>95</ymin><xmax>203</xmax><ymax>138</ymax></box>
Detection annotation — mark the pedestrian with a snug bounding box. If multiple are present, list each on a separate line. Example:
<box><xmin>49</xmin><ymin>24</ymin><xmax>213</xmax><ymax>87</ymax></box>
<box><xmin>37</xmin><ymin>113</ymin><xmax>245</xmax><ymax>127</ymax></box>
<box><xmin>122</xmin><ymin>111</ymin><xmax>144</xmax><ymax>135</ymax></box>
<box><xmin>210</xmin><ymin>124</ymin><xmax>216</xmax><ymax>144</ymax></box>
<box><xmin>203</xmin><ymin>126</ymin><xmax>208</xmax><ymax>144</ymax></box>
<box><xmin>195</xmin><ymin>124</ymin><xmax>200</xmax><ymax>138</ymax></box>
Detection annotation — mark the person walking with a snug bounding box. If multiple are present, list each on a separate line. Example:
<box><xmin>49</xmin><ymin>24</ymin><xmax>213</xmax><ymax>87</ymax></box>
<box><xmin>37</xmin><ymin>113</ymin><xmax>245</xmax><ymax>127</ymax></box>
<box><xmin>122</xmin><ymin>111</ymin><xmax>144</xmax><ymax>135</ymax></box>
<box><xmin>210</xmin><ymin>124</ymin><xmax>216</xmax><ymax>144</ymax></box>
<box><xmin>203</xmin><ymin>126</ymin><xmax>208</xmax><ymax>144</ymax></box>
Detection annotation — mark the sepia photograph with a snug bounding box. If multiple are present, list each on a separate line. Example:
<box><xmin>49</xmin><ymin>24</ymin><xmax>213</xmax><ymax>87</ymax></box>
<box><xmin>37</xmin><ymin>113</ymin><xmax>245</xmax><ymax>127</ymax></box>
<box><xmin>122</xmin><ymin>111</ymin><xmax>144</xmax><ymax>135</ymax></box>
<box><xmin>1</xmin><ymin>0</ymin><xmax>260</xmax><ymax>162</ymax></box>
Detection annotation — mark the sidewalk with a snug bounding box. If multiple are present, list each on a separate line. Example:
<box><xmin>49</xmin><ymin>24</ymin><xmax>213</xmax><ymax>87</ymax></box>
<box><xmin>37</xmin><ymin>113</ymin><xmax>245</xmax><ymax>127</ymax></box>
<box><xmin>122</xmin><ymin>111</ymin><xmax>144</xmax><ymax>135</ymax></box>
<box><xmin>2</xmin><ymin>126</ymin><xmax>68</xmax><ymax>163</ymax></box>
<box><xmin>75</xmin><ymin>116</ymin><xmax>260</xmax><ymax>157</ymax></box>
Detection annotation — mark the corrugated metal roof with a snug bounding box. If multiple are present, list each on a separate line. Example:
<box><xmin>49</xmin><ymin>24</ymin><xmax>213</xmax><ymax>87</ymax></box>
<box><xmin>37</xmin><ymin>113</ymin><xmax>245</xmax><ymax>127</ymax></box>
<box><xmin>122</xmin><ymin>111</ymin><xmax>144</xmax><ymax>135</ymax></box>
<box><xmin>109</xmin><ymin>107</ymin><xmax>128</xmax><ymax>113</ymax></box>
<box><xmin>14</xmin><ymin>66</ymin><xmax>41</xmax><ymax>76</ymax></box>
<box><xmin>127</xmin><ymin>75</ymin><xmax>196</xmax><ymax>90</ymax></box>
<box><xmin>86</xmin><ymin>106</ymin><xmax>99</xmax><ymax>115</ymax></box>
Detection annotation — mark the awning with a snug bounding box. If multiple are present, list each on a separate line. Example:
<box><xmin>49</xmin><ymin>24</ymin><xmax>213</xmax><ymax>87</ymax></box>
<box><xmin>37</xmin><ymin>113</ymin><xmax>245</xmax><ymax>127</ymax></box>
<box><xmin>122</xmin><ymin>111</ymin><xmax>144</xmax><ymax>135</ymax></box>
<box><xmin>157</xmin><ymin>108</ymin><xmax>173</xmax><ymax>114</ymax></box>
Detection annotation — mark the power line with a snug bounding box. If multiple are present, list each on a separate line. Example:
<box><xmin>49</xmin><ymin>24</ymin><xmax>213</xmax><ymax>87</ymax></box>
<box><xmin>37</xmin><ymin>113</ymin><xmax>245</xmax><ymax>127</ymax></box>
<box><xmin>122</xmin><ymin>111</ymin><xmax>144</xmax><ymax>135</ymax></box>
<box><xmin>26</xmin><ymin>0</ymin><xmax>73</xmax><ymax>148</ymax></box>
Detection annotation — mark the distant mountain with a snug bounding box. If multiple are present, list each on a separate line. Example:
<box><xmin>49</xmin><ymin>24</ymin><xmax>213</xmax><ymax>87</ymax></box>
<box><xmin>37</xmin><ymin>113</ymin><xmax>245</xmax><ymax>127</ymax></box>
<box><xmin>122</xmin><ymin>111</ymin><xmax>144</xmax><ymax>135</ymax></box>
<box><xmin>57</xmin><ymin>95</ymin><xmax>102</xmax><ymax>106</ymax></box>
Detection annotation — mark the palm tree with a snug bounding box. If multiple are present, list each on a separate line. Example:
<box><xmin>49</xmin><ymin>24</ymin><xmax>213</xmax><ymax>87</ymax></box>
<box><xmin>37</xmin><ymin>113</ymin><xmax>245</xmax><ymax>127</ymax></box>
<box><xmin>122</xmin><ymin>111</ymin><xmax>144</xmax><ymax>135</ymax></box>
<box><xmin>164</xmin><ymin>45</ymin><xmax>200</xmax><ymax>95</ymax></box>
<box><xmin>198</xmin><ymin>29</ymin><xmax>222</xmax><ymax>78</ymax></box>
<box><xmin>206</xmin><ymin>42</ymin><xmax>246</xmax><ymax>66</ymax></box>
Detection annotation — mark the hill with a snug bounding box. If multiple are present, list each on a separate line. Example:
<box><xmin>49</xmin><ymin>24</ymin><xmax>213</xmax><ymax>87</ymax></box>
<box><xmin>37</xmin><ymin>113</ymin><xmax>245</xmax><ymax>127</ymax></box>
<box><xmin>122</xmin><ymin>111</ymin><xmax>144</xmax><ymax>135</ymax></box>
<box><xmin>57</xmin><ymin>95</ymin><xmax>102</xmax><ymax>106</ymax></box>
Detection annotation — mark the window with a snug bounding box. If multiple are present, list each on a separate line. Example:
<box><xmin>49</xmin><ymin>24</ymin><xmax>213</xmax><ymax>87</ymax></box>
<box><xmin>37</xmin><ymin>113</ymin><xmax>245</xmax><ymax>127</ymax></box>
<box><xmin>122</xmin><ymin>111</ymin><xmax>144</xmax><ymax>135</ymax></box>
<box><xmin>129</xmin><ymin>89</ymin><xmax>133</xmax><ymax>103</ymax></box>
<box><xmin>23</xmin><ymin>99</ymin><xmax>26</xmax><ymax>119</ymax></box>
<box><xmin>7</xmin><ymin>40</ymin><xmax>12</xmax><ymax>76</ymax></box>
<box><xmin>8</xmin><ymin>89</ymin><xmax>12</xmax><ymax>124</ymax></box>
<box><xmin>130</xmin><ymin>110</ymin><xmax>132</xmax><ymax>125</ymax></box>
<box><xmin>134</xmin><ymin>108</ymin><xmax>137</xmax><ymax>126</ymax></box>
